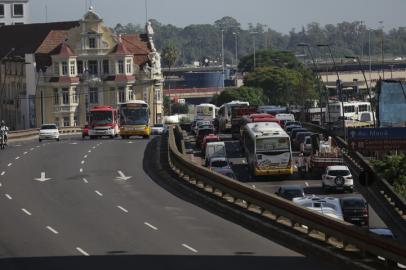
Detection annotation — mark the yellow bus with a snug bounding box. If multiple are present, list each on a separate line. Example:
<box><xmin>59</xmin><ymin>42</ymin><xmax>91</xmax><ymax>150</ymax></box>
<box><xmin>119</xmin><ymin>100</ymin><xmax>151</xmax><ymax>139</ymax></box>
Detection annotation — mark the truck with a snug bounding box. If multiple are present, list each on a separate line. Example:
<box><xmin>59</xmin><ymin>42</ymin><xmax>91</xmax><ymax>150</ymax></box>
<box><xmin>88</xmin><ymin>106</ymin><xmax>119</xmax><ymax>139</ymax></box>
<box><xmin>308</xmin><ymin>134</ymin><xmax>344</xmax><ymax>177</ymax></box>
<box><xmin>230</xmin><ymin>105</ymin><xmax>258</xmax><ymax>139</ymax></box>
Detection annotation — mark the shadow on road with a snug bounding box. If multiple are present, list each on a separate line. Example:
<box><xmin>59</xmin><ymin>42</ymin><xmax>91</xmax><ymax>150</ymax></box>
<box><xmin>0</xmin><ymin>255</ymin><xmax>324</xmax><ymax>270</ymax></box>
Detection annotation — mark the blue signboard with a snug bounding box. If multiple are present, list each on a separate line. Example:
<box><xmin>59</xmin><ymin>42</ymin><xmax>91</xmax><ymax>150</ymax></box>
<box><xmin>347</xmin><ymin>127</ymin><xmax>406</xmax><ymax>141</ymax></box>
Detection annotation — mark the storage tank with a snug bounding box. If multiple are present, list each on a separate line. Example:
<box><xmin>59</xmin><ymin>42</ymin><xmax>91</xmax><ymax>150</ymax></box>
<box><xmin>184</xmin><ymin>72</ymin><xmax>224</xmax><ymax>88</ymax></box>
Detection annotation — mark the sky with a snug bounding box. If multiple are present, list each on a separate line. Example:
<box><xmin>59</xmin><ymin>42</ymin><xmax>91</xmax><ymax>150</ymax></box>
<box><xmin>30</xmin><ymin>0</ymin><xmax>406</xmax><ymax>33</ymax></box>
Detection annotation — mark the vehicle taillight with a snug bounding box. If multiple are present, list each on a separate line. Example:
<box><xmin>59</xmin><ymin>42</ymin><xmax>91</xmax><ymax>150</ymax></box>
<box><xmin>362</xmin><ymin>208</ymin><xmax>368</xmax><ymax>216</ymax></box>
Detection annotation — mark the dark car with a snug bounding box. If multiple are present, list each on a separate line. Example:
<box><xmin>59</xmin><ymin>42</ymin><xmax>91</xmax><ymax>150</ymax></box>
<box><xmin>213</xmin><ymin>167</ymin><xmax>237</xmax><ymax>179</ymax></box>
<box><xmin>196</xmin><ymin>127</ymin><xmax>215</xmax><ymax>148</ymax></box>
<box><xmin>290</xmin><ymin>127</ymin><xmax>307</xmax><ymax>139</ymax></box>
<box><xmin>285</xmin><ymin>125</ymin><xmax>302</xmax><ymax>134</ymax></box>
<box><xmin>276</xmin><ymin>185</ymin><xmax>305</xmax><ymax>201</ymax></box>
<box><xmin>284</xmin><ymin>121</ymin><xmax>302</xmax><ymax>128</ymax></box>
<box><xmin>340</xmin><ymin>197</ymin><xmax>369</xmax><ymax>226</ymax></box>
<box><xmin>293</xmin><ymin>131</ymin><xmax>313</xmax><ymax>150</ymax></box>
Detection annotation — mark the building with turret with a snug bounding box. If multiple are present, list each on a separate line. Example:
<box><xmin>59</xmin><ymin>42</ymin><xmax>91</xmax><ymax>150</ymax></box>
<box><xmin>0</xmin><ymin>7</ymin><xmax>163</xmax><ymax>129</ymax></box>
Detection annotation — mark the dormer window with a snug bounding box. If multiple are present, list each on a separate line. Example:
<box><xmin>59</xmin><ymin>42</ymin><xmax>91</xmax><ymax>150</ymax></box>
<box><xmin>70</xmin><ymin>60</ymin><xmax>76</xmax><ymax>76</ymax></box>
<box><xmin>118</xmin><ymin>60</ymin><xmax>124</xmax><ymax>74</ymax></box>
<box><xmin>61</xmin><ymin>61</ymin><xmax>68</xmax><ymax>76</ymax></box>
<box><xmin>89</xmin><ymin>37</ymin><xmax>96</xmax><ymax>48</ymax></box>
<box><xmin>126</xmin><ymin>59</ymin><xmax>132</xmax><ymax>74</ymax></box>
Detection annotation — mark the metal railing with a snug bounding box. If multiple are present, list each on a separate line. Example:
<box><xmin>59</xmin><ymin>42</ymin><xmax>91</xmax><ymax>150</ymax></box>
<box><xmin>167</xmin><ymin>125</ymin><xmax>406</xmax><ymax>268</ymax></box>
<box><xmin>8</xmin><ymin>127</ymin><xmax>82</xmax><ymax>140</ymax></box>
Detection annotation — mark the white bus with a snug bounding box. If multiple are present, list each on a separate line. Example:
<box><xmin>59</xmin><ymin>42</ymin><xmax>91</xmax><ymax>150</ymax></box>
<box><xmin>217</xmin><ymin>100</ymin><xmax>249</xmax><ymax>132</ymax></box>
<box><xmin>241</xmin><ymin>122</ymin><xmax>294</xmax><ymax>176</ymax></box>
<box><xmin>325</xmin><ymin>101</ymin><xmax>373</xmax><ymax>124</ymax></box>
<box><xmin>195</xmin><ymin>103</ymin><xmax>218</xmax><ymax>121</ymax></box>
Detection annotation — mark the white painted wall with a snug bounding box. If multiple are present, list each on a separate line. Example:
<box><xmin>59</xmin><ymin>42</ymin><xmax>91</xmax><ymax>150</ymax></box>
<box><xmin>0</xmin><ymin>0</ymin><xmax>30</xmax><ymax>26</ymax></box>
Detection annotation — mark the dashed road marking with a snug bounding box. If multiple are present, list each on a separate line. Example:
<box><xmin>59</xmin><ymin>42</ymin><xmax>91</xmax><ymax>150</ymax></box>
<box><xmin>92</xmin><ymin>146</ymin><xmax>96</xmax><ymax>149</ymax></box>
<box><xmin>182</xmin><ymin>244</ymin><xmax>198</xmax><ymax>253</ymax></box>
<box><xmin>0</xmin><ymin>182</ymin><xmax>2</xmax><ymax>187</ymax></box>
<box><xmin>88</xmin><ymin>150</ymin><xmax>92</xmax><ymax>153</ymax></box>
<box><xmin>15</xmin><ymin>156</ymin><xmax>20</xmax><ymax>160</ymax></box>
<box><xmin>30</xmin><ymin>148</ymin><xmax>34</xmax><ymax>151</ymax></box>
<box><xmin>305</xmin><ymin>182</ymin><xmax>309</xmax><ymax>187</ymax></box>
<box><xmin>82</xmin><ymin>178</ymin><xmax>88</xmax><ymax>183</ymax></box>
<box><xmin>76</xmin><ymin>247</ymin><xmax>90</xmax><ymax>256</ymax></box>
<box><xmin>5</xmin><ymin>194</ymin><xmax>12</xmax><ymax>200</ymax></box>
<box><xmin>117</xmin><ymin>206</ymin><xmax>128</xmax><ymax>213</ymax></box>
<box><xmin>144</xmin><ymin>222</ymin><xmax>158</xmax><ymax>231</ymax></box>
<box><xmin>7</xmin><ymin>163</ymin><xmax>12</xmax><ymax>167</ymax></box>
<box><xmin>1</xmin><ymin>171</ymin><xmax>5</xmax><ymax>176</ymax></box>
<box><xmin>95</xmin><ymin>190</ymin><xmax>103</xmax><ymax>197</ymax></box>
<box><xmin>84</xmin><ymin>155</ymin><xmax>88</xmax><ymax>159</ymax></box>
<box><xmin>22</xmin><ymin>208</ymin><xmax>32</xmax><ymax>216</ymax></box>
<box><xmin>80</xmin><ymin>168</ymin><xmax>83</xmax><ymax>173</ymax></box>
<box><xmin>46</xmin><ymin>226</ymin><xmax>59</xmax><ymax>234</ymax></box>
<box><xmin>81</xmin><ymin>160</ymin><xmax>85</xmax><ymax>164</ymax></box>
<box><xmin>23</xmin><ymin>151</ymin><xmax>28</xmax><ymax>155</ymax></box>
<box><xmin>36</xmin><ymin>146</ymin><xmax>40</xmax><ymax>148</ymax></box>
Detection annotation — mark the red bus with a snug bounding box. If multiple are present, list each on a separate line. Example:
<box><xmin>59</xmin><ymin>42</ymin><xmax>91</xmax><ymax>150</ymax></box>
<box><xmin>88</xmin><ymin>106</ymin><xmax>119</xmax><ymax>139</ymax></box>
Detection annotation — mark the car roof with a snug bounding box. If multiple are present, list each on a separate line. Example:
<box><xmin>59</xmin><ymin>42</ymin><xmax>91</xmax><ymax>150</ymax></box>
<box><xmin>327</xmin><ymin>165</ymin><xmax>349</xmax><ymax>170</ymax></box>
<box><xmin>213</xmin><ymin>167</ymin><xmax>234</xmax><ymax>173</ymax></box>
<box><xmin>210</xmin><ymin>156</ymin><xmax>227</xmax><ymax>161</ymax></box>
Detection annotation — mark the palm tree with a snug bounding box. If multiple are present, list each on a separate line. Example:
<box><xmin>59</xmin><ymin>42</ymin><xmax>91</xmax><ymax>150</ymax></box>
<box><xmin>161</xmin><ymin>44</ymin><xmax>179</xmax><ymax>115</ymax></box>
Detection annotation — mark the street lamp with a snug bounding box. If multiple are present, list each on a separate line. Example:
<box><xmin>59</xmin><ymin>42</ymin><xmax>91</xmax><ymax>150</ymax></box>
<box><xmin>345</xmin><ymin>55</ymin><xmax>376</xmax><ymax>127</ymax></box>
<box><xmin>297</xmin><ymin>43</ymin><xmax>324</xmax><ymax>125</ymax></box>
<box><xmin>317</xmin><ymin>44</ymin><xmax>346</xmax><ymax>140</ymax></box>
<box><xmin>250</xmin><ymin>31</ymin><xmax>258</xmax><ymax>69</ymax></box>
<box><xmin>232</xmin><ymin>32</ymin><xmax>238</xmax><ymax>67</ymax></box>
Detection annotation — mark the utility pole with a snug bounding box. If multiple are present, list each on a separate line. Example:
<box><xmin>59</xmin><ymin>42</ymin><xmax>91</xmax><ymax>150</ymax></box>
<box><xmin>221</xmin><ymin>29</ymin><xmax>224</xmax><ymax>80</ymax></box>
<box><xmin>233</xmin><ymin>32</ymin><xmax>238</xmax><ymax>67</ymax></box>
<box><xmin>251</xmin><ymin>32</ymin><xmax>258</xmax><ymax>69</ymax></box>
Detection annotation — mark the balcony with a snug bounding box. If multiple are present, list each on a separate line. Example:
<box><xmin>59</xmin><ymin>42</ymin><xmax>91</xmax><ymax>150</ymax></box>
<box><xmin>53</xmin><ymin>104</ymin><xmax>79</xmax><ymax>114</ymax></box>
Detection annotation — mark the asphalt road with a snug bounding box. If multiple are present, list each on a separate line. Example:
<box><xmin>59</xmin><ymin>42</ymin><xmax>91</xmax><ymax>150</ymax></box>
<box><xmin>0</xmin><ymin>135</ymin><xmax>340</xmax><ymax>270</ymax></box>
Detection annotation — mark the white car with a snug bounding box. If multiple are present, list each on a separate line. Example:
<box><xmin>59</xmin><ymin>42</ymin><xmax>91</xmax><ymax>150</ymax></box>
<box><xmin>151</xmin><ymin>124</ymin><xmax>167</xmax><ymax>135</ymax></box>
<box><xmin>293</xmin><ymin>195</ymin><xmax>344</xmax><ymax>221</ymax></box>
<box><xmin>39</xmin><ymin>124</ymin><xmax>60</xmax><ymax>142</ymax></box>
<box><xmin>322</xmin><ymin>165</ymin><xmax>353</xmax><ymax>193</ymax></box>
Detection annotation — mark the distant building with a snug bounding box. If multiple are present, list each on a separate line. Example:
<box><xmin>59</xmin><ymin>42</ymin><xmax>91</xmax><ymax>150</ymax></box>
<box><xmin>0</xmin><ymin>7</ymin><xmax>163</xmax><ymax>129</ymax></box>
<box><xmin>377</xmin><ymin>80</ymin><xmax>406</xmax><ymax>127</ymax></box>
<box><xmin>0</xmin><ymin>0</ymin><xmax>30</xmax><ymax>26</ymax></box>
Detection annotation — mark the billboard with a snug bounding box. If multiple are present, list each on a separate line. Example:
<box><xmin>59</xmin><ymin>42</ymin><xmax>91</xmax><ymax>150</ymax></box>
<box><xmin>348</xmin><ymin>127</ymin><xmax>406</xmax><ymax>151</ymax></box>
<box><xmin>378</xmin><ymin>81</ymin><xmax>406</xmax><ymax>127</ymax></box>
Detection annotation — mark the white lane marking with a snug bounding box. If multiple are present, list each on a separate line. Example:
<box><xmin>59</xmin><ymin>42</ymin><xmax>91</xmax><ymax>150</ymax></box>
<box><xmin>1</xmin><ymin>171</ymin><xmax>5</xmax><ymax>176</ymax></box>
<box><xmin>82</xmin><ymin>178</ymin><xmax>88</xmax><ymax>183</ymax></box>
<box><xmin>84</xmin><ymin>155</ymin><xmax>88</xmax><ymax>159</ymax></box>
<box><xmin>46</xmin><ymin>226</ymin><xmax>59</xmax><ymax>234</ymax></box>
<box><xmin>76</xmin><ymin>247</ymin><xmax>90</xmax><ymax>256</ymax></box>
<box><xmin>144</xmin><ymin>222</ymin><xmax>158</xmax><ymax>231</ymax></box>
<box><xmin>36</xmin><ymin>146</ymin><xmax>40</xmax><ymax>148</ymax></box>
<box><xmin>7</xmin><ymin>163</ymin><xmax>12</xmax><ymax>167</ymax></box>
<box><xmin>70</xmin><ymin>142</ymin><xmax>78</xmax><ymax>145</ymax></box>
<box><xmin>182</xmin><ymin>244</ymin><xmax>198</xmax><ymax>253</ymax></box>
<box><xmin>22</xmin><ymin>208</ymin><xmax>32</xmax><ymax>216</ymax></box>
<box><xmin>0</xmin><ymin>182</ymin><xmax>2</xmax><ymax>187</ymax></box>
<box><xmin>128</xmin><ymin>141</ymin><xmax>133</xmax><ymax>144</ymax></box>
<box><xmin>305</xmin><ymin>182</ymin><xmax>309</xmax><ymax>187</ymax></box>
<box><xmin>81</xmin><ymin>160</ymin><xmax>85</xmax><ymax>164</ymax></box>
<box><xmin>95</xmin><ymin>190</ymin><xmax>103</xmax><ymax>197</ymax></box>
<box><xmin>117</xmin><ymin>206</ymin><xmax>128</xmax><ymax>213</ymax></box>
<box><xmin>30</xmin><ymin>148</ymin><xmax>34</xmax><ymax>151</ymax></box>
<box><xmin>88</xmin><ymin>150</ymin><xmax>92</xmax><ymax>153</ymax></box>
<box><xmin>5</xmin><ymin>194</ymin><xmax>12</xmax><ymax>200</ymax></box>
<box><xmin>23</xmin><ymin>151</ymin><xmax>28</xmax><ymax>155</ymax></box>
<box><xmin>15</xmin><ymin>156</ymin><xmax>20</xmax><ymax>160</ymax></box>
<box><xmin>34</xmin><ymin>172</ymin><xmax>51</xmax><ymax>182</ymax></box>
<box><xmin>15</xmin><ymin>144</ymin><xmax>21</xmax><ymax>147</ymax></box>
<box><xmin>80</xmin><ymin>168</ymin><xmax>83</xmax><ymax>173</ymax></box>
<box><xmin>92</xmin><ymin>146</ymin><xmax>96</xmax><ymax>149</ymax></box>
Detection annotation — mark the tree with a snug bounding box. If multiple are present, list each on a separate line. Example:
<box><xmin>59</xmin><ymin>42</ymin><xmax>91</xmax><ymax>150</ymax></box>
<box><xmin>238</xmin><ymin>49</ymin><xmax>300</xmax><ymax>72</ymax></box>
<box><xmin>211</xmin><ymin>87</ymin><xmax>265</xmax><ymax>106</ymax></box>
<box><xmin>161</xmin><ymin>44</ymin><xmax>179</xmax><ymax>69</ymax></box>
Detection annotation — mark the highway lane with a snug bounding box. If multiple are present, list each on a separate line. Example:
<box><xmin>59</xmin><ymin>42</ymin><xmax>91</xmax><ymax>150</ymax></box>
<box><xmin>0</xmin><ymin>135</ymin><xmax>340</xmax><ymax>269</ymax></box>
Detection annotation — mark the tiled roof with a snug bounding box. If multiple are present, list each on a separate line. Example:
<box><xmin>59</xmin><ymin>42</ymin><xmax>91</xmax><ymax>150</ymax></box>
<box><xmin>50</xmin><ymin>42</ymin><xmax>76</xmax><ymax>56</ymax></box>
<box><xmin>119</xmin><ymin>34</ymin><xmax>151</xmax><ymax>65</ymax></box>
<box><xmin>36</xmin><ymin>30</ymin><xmax>71</xmax><ymax>54</ymax></box>
<box><xmin>0</xmin><ymin>21</ymin><xmax>79</xmax><ymax>58</ymax></box>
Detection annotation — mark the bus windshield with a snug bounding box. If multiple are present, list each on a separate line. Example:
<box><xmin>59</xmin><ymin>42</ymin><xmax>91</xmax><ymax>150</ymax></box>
<box><xmin>91</xmin><ymin>111</ymin><xmax>113</xmax><ymax>125</ymax></box>
<box><xmin>256</xmin><ymin>137</ymin><xmax>290</xmax><ymax>153</ymax></box>
<box><xmin>120</xmin><ymin>108</ymin><xmax>148</xmax><ymax>125</ymax></box>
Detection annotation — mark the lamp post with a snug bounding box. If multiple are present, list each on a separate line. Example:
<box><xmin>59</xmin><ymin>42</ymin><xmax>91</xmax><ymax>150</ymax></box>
<box><xmin>297</xmin><ymin>43</ymin><xmax>324</xmax><ymax>126</ymax></box>
<box><xmin>317</xmin><ymin>44</ymin><xmax>346</xmax><ymax>140</ymax></box>
<box><xmin>232</xmin><ymin>32</ymin><xmax>238</xmax><ymax>67</ymax></box>
<box><xmin>345</xmin><ymin>55</ymin><xmax>376</xmax><ymax>127</ymax></box>
<box><xmin>221</xmin><ymin>29</ymin><xmax>225</xmax><ymax>80</ymax></box>
<box><xmin>251</xmin><ymin>31</ymin><xmax>258</xmax><ymax>69</ymax></box>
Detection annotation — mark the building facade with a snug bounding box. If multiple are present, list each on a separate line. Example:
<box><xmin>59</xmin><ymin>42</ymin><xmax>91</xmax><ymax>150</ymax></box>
<box><xmin>0</xmin><ymin>0</ymin><xmax>29</xmax><ymax>26</ymax></box>
<box><xmin>0</xmin><ymin>7</ymin><xmax>163</xmax><ymax>129</ymax></box>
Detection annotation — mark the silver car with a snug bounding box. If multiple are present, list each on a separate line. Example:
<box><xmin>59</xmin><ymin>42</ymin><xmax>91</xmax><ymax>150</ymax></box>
<box><xmin>39</xmin><ymin>124</ymin><xmax>60</xmax><ymax>142</ymax></box>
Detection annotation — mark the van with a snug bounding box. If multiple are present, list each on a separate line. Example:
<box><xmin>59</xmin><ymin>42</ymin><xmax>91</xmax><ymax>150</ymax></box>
<box><xmin>205</xmin><ymin>141</ymin><xmax>226</xmax><ymax>166</ymax></box>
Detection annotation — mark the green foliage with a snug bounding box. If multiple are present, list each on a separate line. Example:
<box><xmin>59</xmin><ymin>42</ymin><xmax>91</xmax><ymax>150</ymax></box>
<box><xmin>161</xmin><ymin>44</ymin><xmax>179</xmax><ymax>69</ymax></box>
<box><xmin>372</xmin><ymin>154</ymin><xmax>406</xmax><ymax>199</ymax></box>
<box><xmin>211</xmin><ymin>86</ymin><xmax>265</xmax><ymax>107</ymax></box>
<box><xmin>238</xmin><ymin>50</ymin><xmax>301</xmax><ymax>72</ymax></box>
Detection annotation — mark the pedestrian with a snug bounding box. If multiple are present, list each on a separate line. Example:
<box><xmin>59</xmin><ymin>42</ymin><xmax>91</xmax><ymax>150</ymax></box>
<box><xmin>298</xmin><ymin>152</ymin><xmax>306</xmax><ymax>178</ymax></box>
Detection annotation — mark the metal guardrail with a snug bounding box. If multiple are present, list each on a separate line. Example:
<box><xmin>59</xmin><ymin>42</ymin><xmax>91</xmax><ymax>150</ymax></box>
<box><xmin>167</xmin><ymin>125</ymin><xmax>406</xmax><ymax>268</ymax></box>
<box><xmin>8</xmin><ymin>127</ymin><xmax>82</xmax><ymax>141</ymax></box>
<box><xmin>303</xmin><ymin>122</ymin><xmax>406</xmax><ymax>242</ymax></box>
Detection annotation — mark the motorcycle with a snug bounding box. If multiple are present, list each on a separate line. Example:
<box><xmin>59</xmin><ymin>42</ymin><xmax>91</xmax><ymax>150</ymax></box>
<box><xmin>0</xmin><ymin>130</ymin><xmax>6</xmax><ymax>150</ymax></box>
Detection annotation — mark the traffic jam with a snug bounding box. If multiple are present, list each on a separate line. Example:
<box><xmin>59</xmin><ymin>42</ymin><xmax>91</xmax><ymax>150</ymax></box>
<box><xmin>186</xmin><ymin>102</ymin><xmax>386</xmax><ymax>233</ymax></box>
